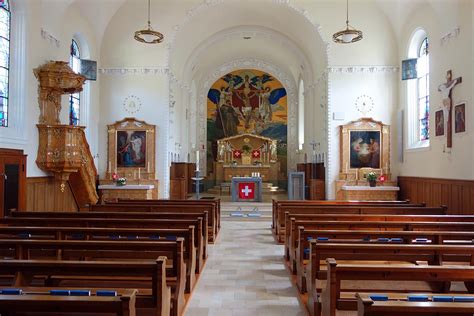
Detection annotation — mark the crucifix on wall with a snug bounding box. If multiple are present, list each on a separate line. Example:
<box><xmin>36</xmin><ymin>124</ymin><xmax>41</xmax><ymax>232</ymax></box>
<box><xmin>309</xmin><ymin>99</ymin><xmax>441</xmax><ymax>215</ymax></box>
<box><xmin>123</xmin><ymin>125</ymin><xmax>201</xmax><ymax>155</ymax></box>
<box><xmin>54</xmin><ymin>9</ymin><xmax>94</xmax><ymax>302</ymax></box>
<box><xmin>438</xmin><ymin>70</ymin><xmax>462</xmax><ymax>148</ymax></box>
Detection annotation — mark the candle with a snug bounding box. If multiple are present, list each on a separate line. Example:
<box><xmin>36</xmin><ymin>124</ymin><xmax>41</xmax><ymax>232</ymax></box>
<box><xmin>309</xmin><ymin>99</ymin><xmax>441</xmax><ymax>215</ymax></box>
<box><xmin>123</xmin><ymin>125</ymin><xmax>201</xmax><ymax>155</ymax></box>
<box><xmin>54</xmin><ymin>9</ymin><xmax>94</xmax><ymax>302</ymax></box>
<box><xmin>133</xmin><ymin>170</ymin><xmax>136</xmax><ymax>179</ymax></box>
<box><xmin>138</xmin><ymin>168</ymin><xmax>140</xmax><ymax>179</ymax></box>
<box><xmin>108</xmin><ymin>161</ymin><xmax>111</xmax><ymax>173</ymax></box>
<box><xmin>196</xmin><ymin>150</ymin><xmax>200</xmax><ymax>171</ymax></box>
<box><xmin>147</xmin><ymin>162</ymin><xmax>150</xmax><ymax>173</ymax></box>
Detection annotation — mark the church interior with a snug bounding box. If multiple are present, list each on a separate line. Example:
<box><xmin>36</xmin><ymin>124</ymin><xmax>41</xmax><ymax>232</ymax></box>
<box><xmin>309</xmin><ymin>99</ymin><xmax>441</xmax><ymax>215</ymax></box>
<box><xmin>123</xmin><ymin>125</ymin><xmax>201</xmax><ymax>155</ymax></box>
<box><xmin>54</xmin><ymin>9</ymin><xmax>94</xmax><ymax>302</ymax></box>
<box><xmin>0</xmin><ymin>0</ymin><xmax>474</xmax><ymax>315</ymax></box>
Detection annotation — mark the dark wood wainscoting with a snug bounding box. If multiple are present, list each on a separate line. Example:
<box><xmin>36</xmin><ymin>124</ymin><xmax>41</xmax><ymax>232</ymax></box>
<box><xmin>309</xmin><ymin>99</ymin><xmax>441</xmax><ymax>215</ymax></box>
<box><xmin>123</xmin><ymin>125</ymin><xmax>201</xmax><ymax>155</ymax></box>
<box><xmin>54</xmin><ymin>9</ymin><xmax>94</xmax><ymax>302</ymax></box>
<box><xmin>398</xmin><ymin>176</ymin><xmax>474</xmax><ymax>214</ymax></box>
<box><xmin>26</xmin><ymin>177</ymin><xmax>78</xmax><ymax>212</ymax></box>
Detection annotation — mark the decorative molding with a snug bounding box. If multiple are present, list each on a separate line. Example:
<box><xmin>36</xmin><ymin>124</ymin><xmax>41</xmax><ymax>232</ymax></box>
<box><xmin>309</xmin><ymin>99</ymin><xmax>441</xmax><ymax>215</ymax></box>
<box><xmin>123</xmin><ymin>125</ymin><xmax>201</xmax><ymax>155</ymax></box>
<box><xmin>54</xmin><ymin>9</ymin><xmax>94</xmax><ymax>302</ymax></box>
<box><xmin>98</xmin><ymin>67</ymin><xmax>169</xmax><ymax>76</ymax></box>
<box><xmin>197</xmin><ymin>58</ymin><xmax>298</xmax><ymax>174</ymax></box>
<box><xmin>440</xmin><ymin>27</ymin><xmax>460</xmax><ymax>46</ymax></box>
<box><xmin>40</xmin><ymin>28</ymin><xmax>60</xmax><ymax>48</ymax></box>
<box><xmin>328</xmin><ymin>65</ymin><xmax>399</xmax><ymax>74</ymax></box>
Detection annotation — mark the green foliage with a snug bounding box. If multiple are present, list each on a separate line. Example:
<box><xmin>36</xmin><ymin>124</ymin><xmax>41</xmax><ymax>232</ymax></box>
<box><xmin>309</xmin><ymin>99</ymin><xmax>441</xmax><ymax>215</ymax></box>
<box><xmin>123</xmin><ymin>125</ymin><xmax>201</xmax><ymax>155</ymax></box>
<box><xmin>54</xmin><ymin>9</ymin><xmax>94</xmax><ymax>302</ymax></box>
<box><xmin>366</xmin><ymin>172</ymin><xmax>377</xmax><ymax>181</ymax></box>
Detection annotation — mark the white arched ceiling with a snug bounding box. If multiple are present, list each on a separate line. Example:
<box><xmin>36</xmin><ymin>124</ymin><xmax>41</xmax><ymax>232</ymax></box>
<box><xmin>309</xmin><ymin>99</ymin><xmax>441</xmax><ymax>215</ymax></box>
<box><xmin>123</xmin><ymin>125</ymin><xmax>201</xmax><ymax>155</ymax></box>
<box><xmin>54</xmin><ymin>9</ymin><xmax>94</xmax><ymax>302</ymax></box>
<box><xmin>168</xmin><ymin>0</ymin><xmax>329</xmax><ymax>85</ymax></box>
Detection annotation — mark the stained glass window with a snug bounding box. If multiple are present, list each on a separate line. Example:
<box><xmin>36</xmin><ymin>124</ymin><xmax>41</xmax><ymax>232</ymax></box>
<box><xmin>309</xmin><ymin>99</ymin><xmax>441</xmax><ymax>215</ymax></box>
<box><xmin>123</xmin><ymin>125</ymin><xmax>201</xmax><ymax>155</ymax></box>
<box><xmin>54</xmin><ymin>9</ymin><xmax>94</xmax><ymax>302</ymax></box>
<box><xmin>0</xmin><ymin>0</ymin><xmax>10</xmax><ymax>127</ymax></box>
<box><xmin>69</xmin><ymin>39</ymin><xmax>80</xmax><ymax>126</ymax></box>
<box><xmin>417</xmin><ymin>37</ymin><xmax>429</xmax><ymax>141</ymax></box>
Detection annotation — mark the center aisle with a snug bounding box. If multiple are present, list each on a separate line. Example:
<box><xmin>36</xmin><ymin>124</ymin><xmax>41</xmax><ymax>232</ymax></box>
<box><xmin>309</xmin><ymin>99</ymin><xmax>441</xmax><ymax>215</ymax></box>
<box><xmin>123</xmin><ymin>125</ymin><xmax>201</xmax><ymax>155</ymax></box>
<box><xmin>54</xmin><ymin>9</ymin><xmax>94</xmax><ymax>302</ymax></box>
<box><xmin>185</xmin><ymin>204</ymin><xmax>307</xmax><ymax>316</ymax></box>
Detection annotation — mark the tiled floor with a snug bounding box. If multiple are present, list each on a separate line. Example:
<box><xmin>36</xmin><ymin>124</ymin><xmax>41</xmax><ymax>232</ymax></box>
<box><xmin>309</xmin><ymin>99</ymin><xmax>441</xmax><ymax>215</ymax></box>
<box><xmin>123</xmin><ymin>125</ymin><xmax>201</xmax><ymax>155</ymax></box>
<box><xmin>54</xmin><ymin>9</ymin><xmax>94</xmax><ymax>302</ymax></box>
<box><xmin>185</xmin><ymin>203</ymin><xmax>307</xmax><ymax>316</ymax></box>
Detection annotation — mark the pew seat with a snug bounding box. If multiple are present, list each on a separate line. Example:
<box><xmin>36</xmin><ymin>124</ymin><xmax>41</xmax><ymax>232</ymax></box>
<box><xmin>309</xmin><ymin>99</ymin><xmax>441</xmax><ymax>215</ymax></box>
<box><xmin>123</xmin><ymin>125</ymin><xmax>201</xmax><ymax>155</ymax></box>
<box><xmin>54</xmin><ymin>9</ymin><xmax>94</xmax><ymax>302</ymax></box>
<box><xmin>0</xmin><ymin>288</ymin><xmax>137</xmax><ymax>316</ymax></box>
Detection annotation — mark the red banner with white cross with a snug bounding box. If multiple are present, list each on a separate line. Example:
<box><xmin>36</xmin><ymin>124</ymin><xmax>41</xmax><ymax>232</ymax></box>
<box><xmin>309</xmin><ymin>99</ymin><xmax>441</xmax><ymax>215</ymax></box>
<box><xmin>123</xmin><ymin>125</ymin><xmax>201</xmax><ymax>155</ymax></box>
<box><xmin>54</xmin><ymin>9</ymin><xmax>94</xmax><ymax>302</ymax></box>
<box><xmin>238</xmin><ymin>182</ymin><xmax>255</xmax><ymax>199</ymax></box>
<box><xmin>233</xmin><ymin>150</ymin><xmax>242</xmax><ymax>159</ymax></box>
<box><xmin>251</xmin><ymin>149</ymin><xmax>261</xmax><ymax>159</ymax></box>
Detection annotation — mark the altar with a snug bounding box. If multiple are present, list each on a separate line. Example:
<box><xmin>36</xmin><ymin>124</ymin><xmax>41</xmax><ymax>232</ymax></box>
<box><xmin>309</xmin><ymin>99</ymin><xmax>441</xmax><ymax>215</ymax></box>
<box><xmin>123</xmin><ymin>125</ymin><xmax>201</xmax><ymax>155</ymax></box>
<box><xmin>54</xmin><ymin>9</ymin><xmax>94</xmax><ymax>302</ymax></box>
<box><xmin>231</xmin><ymin>177</ymin><xmax>263</xmax><ymax>202</ymax></box>
<box><xmin>98</xmin><ymin>184</ymin><xmax>155</xmax><ymax>202</ymax></box>
<box><xmin>214</xmin><ymin>133</ymin><xmax>280</xmax><ymax>185</ymax></box>
<box><xmin>340</xmin><ymin>185</ymin><xmax>399</xmax><ymax>201</ymax></box>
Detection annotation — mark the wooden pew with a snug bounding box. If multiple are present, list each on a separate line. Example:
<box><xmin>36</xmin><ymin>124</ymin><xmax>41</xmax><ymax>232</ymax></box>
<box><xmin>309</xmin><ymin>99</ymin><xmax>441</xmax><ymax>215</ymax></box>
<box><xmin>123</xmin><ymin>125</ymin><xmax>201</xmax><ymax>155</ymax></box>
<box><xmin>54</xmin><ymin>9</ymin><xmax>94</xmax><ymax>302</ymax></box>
<box><xmin>9</xmin><ymin>211</ymin><xmax>208</xmax><ymax>270</ymax></box>
<box><xmin>115</xmin><ymin>198</ymin><xmax>221</xmax><ymax>231</ymax></box>
<box><xmin>305</xmin><ymin>242</ymin><xmax>474</xmax><ymax>296</ymax></box>
<box><xmin>0</xmin><ymin>288</ymin><xmax>137</xmax><ymax>316</ymax></box>
<box><xmin>286</xmin><ymin>213</ymin><xmax>474</xmax><ymax>263</ymax></box>
<box><xmin>0</xmin><ymin>225</ymin><xmax>197</xmax><ymax>294</ymax></box>
<box><xmin>0</xmin><ymin>258</ymin><xmax>171</xmax><ymax>316</ymax></box>
<box><xmin>296</xmin><ymin>229</ymin><xmax>474</xmax><ymax>293</ymax></box>
<box><xmin>274</xmin><ymin>205</ymin><xmax>445</xmax><ymax>242</ymax></box>
<box><xmin>287</xmin><ymin>218</ymin><xmax>474</xmax><ymax>269</ymax></box>
<box><xmin>0</xmin><ymin>238</ymin><xmax>186</xmax><ymax>315</ymax></box>
<box><xmin>356</xmin><ymin>293</ymin><xmax>474</xmax><ymax>316</ymax></box>
<box><xmin>2</xmin><ymin>216</ymin><xmax>208</xmax><ymax>262</ymax></box>
<box><xmin>0</xmin><ymin>225</ymin><xmax>203</xmax><ymax>275</ymax></box>
<box><xmin>272</xmin><ymin>199</ymin><xmax>421</xmax><ymax>234</ymax></box>
<box><xmin>91</xmin><ymin>203</ymin><xmax>219</xmax><ymax>243</ymax></box>
<box><xmin>318</xmin><ymin>259</ymin><xmax>474</xmax><ymax>316</ymax></box>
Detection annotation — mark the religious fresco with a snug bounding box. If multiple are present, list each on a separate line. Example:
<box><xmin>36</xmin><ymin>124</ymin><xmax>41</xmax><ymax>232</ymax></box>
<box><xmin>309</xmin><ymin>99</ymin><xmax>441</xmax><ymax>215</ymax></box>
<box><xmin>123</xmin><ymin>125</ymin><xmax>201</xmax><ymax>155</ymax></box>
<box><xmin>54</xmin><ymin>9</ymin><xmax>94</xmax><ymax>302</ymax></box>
<box><xmin>207</xmin><ymin>69</ymin><xmax>288</xmax><ymax>174</ymax></box>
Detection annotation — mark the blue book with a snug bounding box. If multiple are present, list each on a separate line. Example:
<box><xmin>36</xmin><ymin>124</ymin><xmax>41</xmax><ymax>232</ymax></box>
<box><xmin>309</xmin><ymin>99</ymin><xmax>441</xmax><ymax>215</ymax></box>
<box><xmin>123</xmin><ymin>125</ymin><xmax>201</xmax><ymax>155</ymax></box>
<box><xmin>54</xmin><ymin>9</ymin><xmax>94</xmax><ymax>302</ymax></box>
<box><xmin>127</xmin><ymin>235</ymin><xmax>138</xmax><ymax>240</ymax></box>
<box><xmin>247</xmin><ymin>213</ymin><xmax>261</xmax><ymax>218</ymax></box>
<box><xmin>369</xmin><ymin>294</ymin><xmax>388</xmax><ymax>301</ymax></box>
<box><xmin>433</xmin><ymin>296</ymin><xmax>453</xmax><ymax>302</ymax></box>
<box><xmin>96</xmin><ymin>290</ymin><xmax>117</xmax><ymax>297</ymax></box>
<box><xmin>453</xmin><ymin>296</ymin><xmax>474</xmax><ymax>302</ymax></box>
<box><xmin>408</xmin><ymin>295</ymin><xmax>429</xmax><ymax>302</ymax></box>
<box><xmin>317</xmin><ymin>237</ymin><xmax>329</xmax><ymax>241</ymax></box>
<box><xmin>415</xmin><ymin>238</ymin><xmax>428</xmax><ymax>243</ymax></box>
<box><xmin>166</xmin><ymin>236</ymin><xmax>177</xmax><ymax>241</ymax></box>
<box><xmin>69</xmin><ymin>290</ymin><xmax>91</xmax><ymax>296</ymax></box>
<box><xmin>304</xmin><ymin>248</ymin><xmax>310</xmax><ymax>255</ymax></box>
<box><xmin>18</xmin><ymin>233</ymin><xmax>31</xmax><ymax>239</ymax></box>
<box><xmin>50</xmin><ymin>290</ymin><xmax>70</xmax><ymax>296</ymax></box>
<box><xmin>377</xmin><ymin>238</ymin><xmax>389</xmax><ymax>242</ymax></box>
<box><xmin>307</xmin><ymin>237</ymin><xmax>314</xmax><ymax>241</ymax></box>
<box><xmin>149</xmin><ymin>235</ymin><xmax>160</xmax><ymax>240</ymax></box>
<box><xmin>109</xmin><ymin>235</ymin><xmax>120</xmax><ymax>240</ymax></box>
<box><xmin>390</xmin><ymin>238</ymin><xmax>403</xmax><ymax>242</ymax></box>
<box><xmin>0</xmin><ymin>289</ymin><xmax>22</xmax><ymax>295</ymax></box>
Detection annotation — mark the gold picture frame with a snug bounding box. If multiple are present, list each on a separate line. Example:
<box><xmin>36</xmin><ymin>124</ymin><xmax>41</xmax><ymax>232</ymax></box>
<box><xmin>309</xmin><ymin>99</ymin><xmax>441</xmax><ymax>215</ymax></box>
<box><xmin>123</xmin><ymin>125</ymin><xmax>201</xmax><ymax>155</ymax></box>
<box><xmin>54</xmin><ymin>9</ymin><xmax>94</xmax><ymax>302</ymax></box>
<box><xmin>339</xmin><ymin>117</ymin><xmax>391</xmax><ymax>180</ymax></box>
<box><xmin>106</xmin><ymin>117</ymin><xmax>156</xmax><ymax>180</ymax></box>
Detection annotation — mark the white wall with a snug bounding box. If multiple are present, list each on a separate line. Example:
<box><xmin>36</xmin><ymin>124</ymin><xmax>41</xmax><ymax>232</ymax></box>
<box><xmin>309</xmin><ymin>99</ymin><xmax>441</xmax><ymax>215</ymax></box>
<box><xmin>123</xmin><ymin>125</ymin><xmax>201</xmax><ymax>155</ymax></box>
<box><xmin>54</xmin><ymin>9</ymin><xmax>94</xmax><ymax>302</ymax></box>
<box><xmin>398</xmin><ymin>1</ymin><xmax>474</xmax><ymax>180</ymax></box>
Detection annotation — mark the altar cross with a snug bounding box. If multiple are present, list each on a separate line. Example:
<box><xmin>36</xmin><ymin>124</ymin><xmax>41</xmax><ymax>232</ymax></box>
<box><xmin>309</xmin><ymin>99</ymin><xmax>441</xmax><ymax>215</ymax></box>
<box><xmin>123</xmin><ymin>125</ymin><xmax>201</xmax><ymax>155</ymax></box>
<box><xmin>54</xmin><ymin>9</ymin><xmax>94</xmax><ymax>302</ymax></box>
<box><xmin>438</xmin><ymin>70</ymin><xmax>462</xmax><ymax>148</ymax></box>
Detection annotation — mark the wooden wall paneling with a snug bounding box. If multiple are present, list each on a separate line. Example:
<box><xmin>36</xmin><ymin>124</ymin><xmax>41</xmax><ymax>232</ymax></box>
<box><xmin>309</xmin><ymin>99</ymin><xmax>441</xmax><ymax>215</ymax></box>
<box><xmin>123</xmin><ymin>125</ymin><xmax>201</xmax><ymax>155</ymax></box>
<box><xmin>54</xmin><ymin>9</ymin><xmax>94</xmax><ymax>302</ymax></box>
<box><xmin>26</xmin><ymin>177</ymin><xmax>78</xmax><ymax>212</ymax></box>
<box><xmin>398</xmin><ymin>176</ymin><xmax>474</xmax><ymax>214</ymax></box>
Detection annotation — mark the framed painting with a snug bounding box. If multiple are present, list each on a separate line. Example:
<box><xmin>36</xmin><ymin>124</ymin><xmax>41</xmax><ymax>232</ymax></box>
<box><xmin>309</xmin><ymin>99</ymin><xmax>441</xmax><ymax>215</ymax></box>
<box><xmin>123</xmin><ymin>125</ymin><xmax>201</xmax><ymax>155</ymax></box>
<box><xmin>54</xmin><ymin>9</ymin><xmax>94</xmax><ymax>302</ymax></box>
<box><xmin>339</xmin><ymin>117</ymin><xmax>390</xmax><ymax>179</ymax></box>
<box><xmin>454</xmin><ymin>103</ymin><xmax>466</xmax><ymax>133</ymax></box>
<box><xmin>107</xmin><ymin>117</ymin><xmax>156</xmax><ymax>180</ymax></box>
<box><xmin>435</xmin><ymin>110</ymin><xmax>444</xmax><ymax>136</ymax></box>
<box><xmin>116</xmin><ymin>130</ymin><xmax>146</xmax><ymax>167</ymax></box>
<box><xmin>349</xmin><ymin>130</ymin><xmax>381</xmax><ymax>169</ymax></box>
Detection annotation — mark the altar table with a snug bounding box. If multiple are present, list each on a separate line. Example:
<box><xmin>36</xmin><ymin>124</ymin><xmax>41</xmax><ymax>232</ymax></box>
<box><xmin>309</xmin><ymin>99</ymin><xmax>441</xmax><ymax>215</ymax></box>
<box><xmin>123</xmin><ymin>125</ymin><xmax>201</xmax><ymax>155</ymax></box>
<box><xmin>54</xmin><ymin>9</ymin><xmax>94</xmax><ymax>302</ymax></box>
<box><xmin>231</xmin><ymin>177</ymin><xmax>263</xmax><ymax>202</ymax></box>
<box><xmin>340</xmin><ymin>185</ymin><xmax>400</xmax><ymax>201</ymax></box>
<box><xmin>98</xmin><ymin>184</ymin><xmax>155</xmax><ymax>202</ymax></box>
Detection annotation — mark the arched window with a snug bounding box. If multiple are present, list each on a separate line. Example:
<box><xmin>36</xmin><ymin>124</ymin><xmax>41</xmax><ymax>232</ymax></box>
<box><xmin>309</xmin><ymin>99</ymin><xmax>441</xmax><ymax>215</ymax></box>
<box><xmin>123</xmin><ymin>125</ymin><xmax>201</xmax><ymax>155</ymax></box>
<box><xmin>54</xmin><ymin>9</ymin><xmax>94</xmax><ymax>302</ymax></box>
<box><xmin>69</xmin><ymin>39</ymin><xmax>81</xmax><ymax>126</ymax></box>
<box><xmin>298</xmin><ymin>79</ymin><xmax>304</xmax><ymax>150</ymax></box>
<box><xmin>0</xmin><ymin>0</ymin><xmax>10</xmax><ymax>127</ymax></box>
<box><xmin>407</xmin><ymin>30</ymin><xmax>430</xmax><ymax>148</ymax></box>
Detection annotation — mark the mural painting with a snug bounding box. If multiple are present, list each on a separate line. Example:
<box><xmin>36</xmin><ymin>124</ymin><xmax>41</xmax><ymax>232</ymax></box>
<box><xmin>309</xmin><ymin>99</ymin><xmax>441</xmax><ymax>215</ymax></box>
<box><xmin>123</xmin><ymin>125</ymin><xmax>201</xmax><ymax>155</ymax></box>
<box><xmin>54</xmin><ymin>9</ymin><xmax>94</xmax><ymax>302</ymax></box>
<box><xmin>207</xmin><ymin>69</ymin><xmax>288</xmax><ymax>174</ymax></box>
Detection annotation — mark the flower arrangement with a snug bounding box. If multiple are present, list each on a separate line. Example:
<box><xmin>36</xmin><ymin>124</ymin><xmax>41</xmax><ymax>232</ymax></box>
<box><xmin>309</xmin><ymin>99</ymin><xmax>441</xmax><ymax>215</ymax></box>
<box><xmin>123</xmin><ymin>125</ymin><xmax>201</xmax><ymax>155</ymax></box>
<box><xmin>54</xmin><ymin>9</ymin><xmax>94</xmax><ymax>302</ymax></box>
<box><xmin>366</xmin><ymin>171</ymin><xmax>377</xmax><ymax>187</ymax></box>
<box><xmin>116</xmin><ymin>177</ymin><xmax>127</xmax><ymax>186</ymax></box>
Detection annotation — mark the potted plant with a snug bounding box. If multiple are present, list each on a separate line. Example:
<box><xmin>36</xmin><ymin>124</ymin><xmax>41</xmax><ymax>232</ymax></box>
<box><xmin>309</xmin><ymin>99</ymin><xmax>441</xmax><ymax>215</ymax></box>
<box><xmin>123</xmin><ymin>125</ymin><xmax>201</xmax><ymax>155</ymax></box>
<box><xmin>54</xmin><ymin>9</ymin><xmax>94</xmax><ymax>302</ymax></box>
<box><xmin>366</xmin><ymin>172</ymin><xmax>377</xmax><ymax>187</ymax></box>
<box><xmin>116</xmin><ymin>177</ymin><xmax>127</xmax><ymax>186</ymax></box>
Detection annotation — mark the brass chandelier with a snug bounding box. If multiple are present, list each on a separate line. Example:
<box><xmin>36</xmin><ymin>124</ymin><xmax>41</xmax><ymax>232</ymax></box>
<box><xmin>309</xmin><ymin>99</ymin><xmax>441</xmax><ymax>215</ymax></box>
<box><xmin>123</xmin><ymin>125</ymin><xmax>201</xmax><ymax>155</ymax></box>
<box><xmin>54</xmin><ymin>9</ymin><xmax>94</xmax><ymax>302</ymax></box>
<box><xmin>333</xmin><ymin>0</ymin><xmax>363</xmax><ymax>44</ymax></box>
<box><xmin>134</xmin><ymin>0</ymin><xmax>164</xmax><ymax>44</ymax></box>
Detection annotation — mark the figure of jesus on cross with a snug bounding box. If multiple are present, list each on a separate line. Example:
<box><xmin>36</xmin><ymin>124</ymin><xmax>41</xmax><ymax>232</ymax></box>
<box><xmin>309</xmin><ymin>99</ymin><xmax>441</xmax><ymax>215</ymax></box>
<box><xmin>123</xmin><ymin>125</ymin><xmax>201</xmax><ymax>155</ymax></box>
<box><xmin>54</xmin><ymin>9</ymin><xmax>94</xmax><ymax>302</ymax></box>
<box><xmin>438</xmin><ymin>70</ymin><xmax>462</xmax><ymax>148</ymax></box>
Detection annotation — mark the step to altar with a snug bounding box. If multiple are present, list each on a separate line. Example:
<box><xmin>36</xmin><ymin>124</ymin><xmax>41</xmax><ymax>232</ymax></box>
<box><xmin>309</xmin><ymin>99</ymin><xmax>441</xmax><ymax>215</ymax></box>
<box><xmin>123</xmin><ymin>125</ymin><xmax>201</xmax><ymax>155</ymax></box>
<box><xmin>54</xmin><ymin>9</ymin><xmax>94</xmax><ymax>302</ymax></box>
<box><xmin>206</xmin><ymin>182</ymin><xmax>285</xmax><ymax>195</ymax></box>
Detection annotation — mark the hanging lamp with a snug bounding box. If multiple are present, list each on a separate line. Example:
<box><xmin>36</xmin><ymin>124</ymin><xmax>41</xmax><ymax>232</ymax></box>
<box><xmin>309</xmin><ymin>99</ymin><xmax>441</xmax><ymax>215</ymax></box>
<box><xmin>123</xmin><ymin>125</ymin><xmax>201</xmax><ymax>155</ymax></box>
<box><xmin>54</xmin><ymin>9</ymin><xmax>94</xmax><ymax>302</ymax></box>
<box><xmin>332</xmin><ymin>0</ymin><xmax>363</xmax><ymax>44</ymax></box>
<box><xmin>134</xmin><ymin>0</ymin><xmax>164</xmax><ymax>44</ymax></box>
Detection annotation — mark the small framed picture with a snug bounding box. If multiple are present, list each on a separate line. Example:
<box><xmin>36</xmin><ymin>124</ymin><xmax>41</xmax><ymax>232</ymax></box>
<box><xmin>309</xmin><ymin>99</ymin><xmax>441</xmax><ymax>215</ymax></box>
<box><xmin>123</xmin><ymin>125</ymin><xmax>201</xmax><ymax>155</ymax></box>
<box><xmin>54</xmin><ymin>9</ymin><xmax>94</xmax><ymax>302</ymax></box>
<box><xmin>435</xmin><ymin>110</ymin><xmax>444</xmax><ymax>136</ymax></box>
<box><xmin>454</xmin><ymin>103</ymin><xmax>466</xmax><ymax>133</ymax></box>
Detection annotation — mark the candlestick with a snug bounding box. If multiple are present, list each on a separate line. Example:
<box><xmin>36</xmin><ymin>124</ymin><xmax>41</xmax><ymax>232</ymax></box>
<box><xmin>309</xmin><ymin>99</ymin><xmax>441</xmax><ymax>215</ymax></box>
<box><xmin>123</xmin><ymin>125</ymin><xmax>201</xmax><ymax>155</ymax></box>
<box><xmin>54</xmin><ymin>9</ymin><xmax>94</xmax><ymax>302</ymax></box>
<box><xmin>108</xmin><ymin>161</ymin><xmax>111</xmax><ymax>173</ymax></box>
<box><xmin>147</xmin><ymin>162</ymin><xmax>150</xmax><ymax>173</ymax></box>
<box><xmin>138</xmin><ymin>168</ymin><xmax>140</xmax><ymax>179</ymax></box>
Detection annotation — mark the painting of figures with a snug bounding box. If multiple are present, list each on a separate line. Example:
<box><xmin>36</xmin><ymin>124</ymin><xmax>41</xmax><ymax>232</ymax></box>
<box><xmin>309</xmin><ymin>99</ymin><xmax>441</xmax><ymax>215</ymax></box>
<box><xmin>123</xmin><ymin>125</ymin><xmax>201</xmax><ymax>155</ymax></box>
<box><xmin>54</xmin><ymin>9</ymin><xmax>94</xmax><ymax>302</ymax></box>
<box><xmin>350</xmin><ymin>131</ymin><xmax>381</xmax><ymax>169</ymax></box>
<box><xmin>435</xmin><ymin>110</ymin><xmax>444</xmax><ymax>136</ymax></box>
<box><xmin>116</xmin><ymin>130</ymin><xmax>146</xmax><ymax>167</ymax></box>
<box><xmin>207</xmin><ymin>69</ymin><xmax>288</xmax><ymax>173</ymax></box>
<box><xmin>454</xmin><ymin>103</ymin><xmax>466</xmax><ymax>133</ymax></box>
